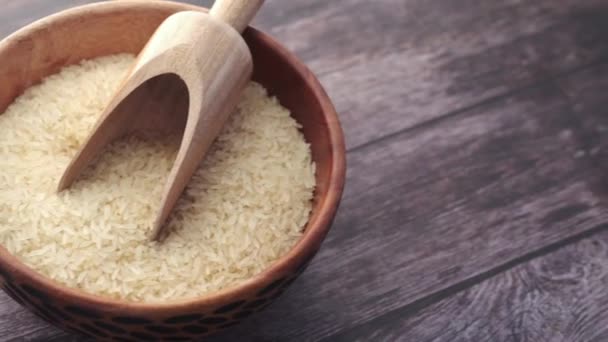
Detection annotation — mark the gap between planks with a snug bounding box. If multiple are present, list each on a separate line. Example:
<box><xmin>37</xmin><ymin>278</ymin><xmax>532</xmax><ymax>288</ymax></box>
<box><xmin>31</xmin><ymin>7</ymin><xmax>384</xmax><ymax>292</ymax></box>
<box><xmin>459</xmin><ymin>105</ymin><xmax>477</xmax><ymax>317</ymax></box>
<box><xmin>321</xmin><ymin>56</ymin><xmax>608</xmax><ymax>342</ymax></box>
<box><xmin>325</xmin><ymin>222</ymin><xmax>608</xmax><ymax>341</ymax></box>
<box><xmin>347</xmin><ymin>55</ymin><xmax>608</xmax><ymax>154</ymax></box>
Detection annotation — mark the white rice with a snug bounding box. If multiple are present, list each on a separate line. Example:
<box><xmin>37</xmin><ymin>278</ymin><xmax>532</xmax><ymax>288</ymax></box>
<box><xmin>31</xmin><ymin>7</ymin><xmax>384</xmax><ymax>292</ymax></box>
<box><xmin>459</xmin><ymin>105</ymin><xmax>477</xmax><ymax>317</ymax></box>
<box><xmin>0</xmin><ymin>54</ymin><xmax>315</xmax><ymax>302</ymax></box>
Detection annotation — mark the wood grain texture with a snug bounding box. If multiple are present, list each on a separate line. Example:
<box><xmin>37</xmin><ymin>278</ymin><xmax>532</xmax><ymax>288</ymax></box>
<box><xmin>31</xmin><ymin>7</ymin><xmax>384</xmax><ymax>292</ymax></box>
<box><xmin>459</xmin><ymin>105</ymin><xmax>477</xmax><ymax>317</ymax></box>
<box><xmin>2</xmin><ymin>0</ymin><xmax>608</xmax><ymax>341</ymax></box>
<box><xmin>554</xmin><ymin>60</ymin><xmax>608</xmax><ymax>173</ymax></box>
<box><xmin>258</xmin><ymin>0</ymin><xmax>608</xmax><ymax>149</ymax></box>
<box><xmin>198</xmin><ymin>82</ymin><xmax>608</xmax><ymax>341</ymax></box>
<box><xmin>329</xmin><ymin>226</ymin><xmax>608</xmax><ymax>342</ymax></box>
<box><xmin>3</xmin><ymin>1</ymin><xmax>608</xmax><ymax>149</ymax></box>
<box><xmin>209</xmin><ymin>0</ymin><xmax>264</xmax><ymax>33</ymax></box>
<box><xmin>313</xmin><ymin>62</ymin><xmax>608</xmax><ymax>342</ymax></box>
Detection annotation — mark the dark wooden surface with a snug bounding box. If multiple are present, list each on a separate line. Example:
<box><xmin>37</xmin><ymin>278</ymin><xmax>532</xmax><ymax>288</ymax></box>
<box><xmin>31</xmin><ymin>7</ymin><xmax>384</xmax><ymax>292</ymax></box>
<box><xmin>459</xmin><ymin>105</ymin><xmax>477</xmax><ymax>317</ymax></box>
<box><xmin>2</xmin><ymin>0</ymin><xmax>608</xmax><ymax>341</ymax></box>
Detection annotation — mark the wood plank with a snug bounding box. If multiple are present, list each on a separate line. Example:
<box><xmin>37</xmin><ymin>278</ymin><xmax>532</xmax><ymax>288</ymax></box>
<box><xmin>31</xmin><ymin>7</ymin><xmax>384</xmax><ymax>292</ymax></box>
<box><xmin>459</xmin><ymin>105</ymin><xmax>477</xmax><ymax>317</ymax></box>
<box><xmin>554</xmin><ymin>60</ymin><xmax>608</xmax><ymax>172</ymax></box>
<box><xmin>3</xmin><ymin>0</ymin><xmax>608</xmax><ymax>150</ymax></box>
<box><xmin>319</xmin><ymin>64</ymin><xmax>608</xmax><ymax>341</ymax></box>
<box><xmin>261</xmin><ymin>0</ymin><xmax>608</xmax><ymax>149</ymax></box>
<box><xmin>198</xmin><ymin>82</ymin><xmax>608</xmax><ymax>341</ymax></box>
<box><xmin>328</xmin><ymin>226</ymin><xmax>608</xmax><ymax>342</ymax></box>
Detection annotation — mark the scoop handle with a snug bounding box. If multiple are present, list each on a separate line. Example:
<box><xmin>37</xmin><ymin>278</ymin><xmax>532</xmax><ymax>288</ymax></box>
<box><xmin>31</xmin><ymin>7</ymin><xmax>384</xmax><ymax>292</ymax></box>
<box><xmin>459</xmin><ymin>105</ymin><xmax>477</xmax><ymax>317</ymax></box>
<box><xmin>209</xmin><ymin>0</ymin><xmax>264</xmax><ymax>33</ymax></box>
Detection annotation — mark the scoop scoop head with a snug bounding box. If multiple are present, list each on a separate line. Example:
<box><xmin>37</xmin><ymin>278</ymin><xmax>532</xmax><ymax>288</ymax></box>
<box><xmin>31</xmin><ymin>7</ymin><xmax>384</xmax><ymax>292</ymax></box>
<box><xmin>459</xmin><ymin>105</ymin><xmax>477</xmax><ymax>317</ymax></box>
<box><xmin>58</xmin><ymin>1</ymin><xmax>263</xmax><ymax>242</ymax></box>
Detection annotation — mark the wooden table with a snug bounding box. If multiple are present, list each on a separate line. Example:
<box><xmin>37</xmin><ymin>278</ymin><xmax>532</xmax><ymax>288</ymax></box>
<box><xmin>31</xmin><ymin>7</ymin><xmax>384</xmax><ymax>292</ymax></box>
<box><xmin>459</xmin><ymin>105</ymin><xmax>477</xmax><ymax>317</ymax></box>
<box><xmin>2</xmin><ymin>0</ymin><xmax>608</xmax><ymax>341</ymax></box>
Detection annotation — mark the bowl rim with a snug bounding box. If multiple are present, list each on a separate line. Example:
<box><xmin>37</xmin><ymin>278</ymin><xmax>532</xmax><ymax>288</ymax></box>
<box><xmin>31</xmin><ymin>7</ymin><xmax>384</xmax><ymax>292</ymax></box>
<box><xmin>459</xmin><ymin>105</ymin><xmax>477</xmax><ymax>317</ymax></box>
<box><xmin>0</xmin><ymin>0</ymin><xmax>346</xmax><ymax>312</ymax></box>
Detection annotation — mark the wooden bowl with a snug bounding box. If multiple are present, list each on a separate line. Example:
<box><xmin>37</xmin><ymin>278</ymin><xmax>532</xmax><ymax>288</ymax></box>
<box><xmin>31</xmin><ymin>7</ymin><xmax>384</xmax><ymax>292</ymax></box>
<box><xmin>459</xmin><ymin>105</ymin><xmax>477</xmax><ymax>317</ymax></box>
<box><xmin>0</xmin><ymin>1</ymin><xmax>345</xmax><ymax>340</ymax></box>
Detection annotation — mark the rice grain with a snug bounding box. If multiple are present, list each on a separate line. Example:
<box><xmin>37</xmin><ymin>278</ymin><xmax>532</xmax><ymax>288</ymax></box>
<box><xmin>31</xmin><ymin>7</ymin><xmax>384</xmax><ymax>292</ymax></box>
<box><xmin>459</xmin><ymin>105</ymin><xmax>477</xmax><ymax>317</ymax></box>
<box><xmin>0</xmin><ymin>54</ymin><xmax>315</xmax><ymax>302</ymax></box>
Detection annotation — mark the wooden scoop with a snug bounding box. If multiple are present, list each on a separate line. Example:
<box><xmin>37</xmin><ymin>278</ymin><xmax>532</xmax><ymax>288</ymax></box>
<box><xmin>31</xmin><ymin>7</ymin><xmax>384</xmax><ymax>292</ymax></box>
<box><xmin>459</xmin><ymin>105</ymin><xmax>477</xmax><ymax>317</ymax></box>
<box><xmin>57</xmin><ymin>0</ymin><xmax>264</xmax><ymax>241</ymax></box>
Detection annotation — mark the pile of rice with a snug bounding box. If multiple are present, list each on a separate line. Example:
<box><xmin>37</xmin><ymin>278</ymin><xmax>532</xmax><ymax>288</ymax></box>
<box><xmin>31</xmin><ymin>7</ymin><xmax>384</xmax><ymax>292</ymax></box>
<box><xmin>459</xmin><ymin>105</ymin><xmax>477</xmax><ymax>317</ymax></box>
<box><xmin>0</xmin><ymin>54</ymin><xmax>315</xmax><ymax>302</ymax></box>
